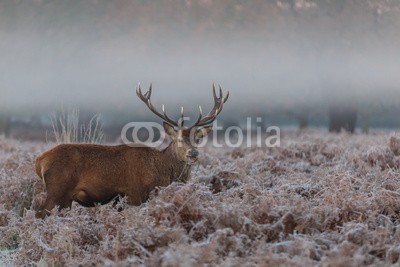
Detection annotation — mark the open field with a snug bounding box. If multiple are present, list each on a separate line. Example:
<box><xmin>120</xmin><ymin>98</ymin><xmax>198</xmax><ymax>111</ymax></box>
<box><xmin>1</xmin><ymin>129</ymin><xmax>400</xmax><ymax>266</ymax></box>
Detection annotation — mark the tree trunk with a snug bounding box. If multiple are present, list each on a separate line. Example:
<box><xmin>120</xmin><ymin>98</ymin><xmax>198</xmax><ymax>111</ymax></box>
<box><xmin>0</xmin><ymin>114</ymin><xmax>10</xmax><ymax>137</ymax></box>
<box><xmin>329</xmin><ymin>106</ymin><xmax>357</xmax><ymax>133</ymax></box>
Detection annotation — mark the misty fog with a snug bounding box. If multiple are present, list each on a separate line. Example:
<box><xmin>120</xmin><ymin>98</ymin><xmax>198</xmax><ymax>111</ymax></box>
<box><xmin>1</xmin><ymin>0</ymin><xmax>400</xmax><ymax>128</ymax></box>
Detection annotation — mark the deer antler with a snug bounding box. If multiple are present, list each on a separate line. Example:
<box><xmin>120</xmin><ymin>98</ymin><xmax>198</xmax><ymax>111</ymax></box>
<box><xmin>136</xmin><ymin>83</ymin><xmax>185</xmax><ymax>128</ymax></box>
<box><xmin>136</xmin><ymin>83</ymin><xmax>229</xmax><ymax>129</ymax></box>
<box><xmin>190</xmin><ymin>83</ymin><xmax>229</xmax><ymax>128</ymax></box>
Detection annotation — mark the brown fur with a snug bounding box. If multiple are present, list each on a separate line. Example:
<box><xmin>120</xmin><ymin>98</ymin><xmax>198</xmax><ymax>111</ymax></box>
<box><xmin>35</xmin><ymin>125</ymin><xmax>210</xmax><ymax>218</ymax></box>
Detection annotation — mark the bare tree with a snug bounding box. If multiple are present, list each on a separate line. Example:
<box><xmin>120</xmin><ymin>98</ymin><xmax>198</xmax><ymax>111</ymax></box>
<box><xmin>329</xmin><ymin>106</ymin><xmax>357</xmax><ymax>133</ymax></box>
<box><xmin>0</xmin><ymin>114</ymin><xmax>10</xmax><ymax>137</ymax></box>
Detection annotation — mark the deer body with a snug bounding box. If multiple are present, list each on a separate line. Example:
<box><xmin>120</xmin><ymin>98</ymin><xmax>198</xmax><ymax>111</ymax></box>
<box><xmin>35</xmin><ymin>84</ymin><xmax>228</xmax><ymax>218</ymax></box>
<box><xmin>35</xmin><ymin>142</ymin><xmax>190</xmax><ymax>218</ymax></box>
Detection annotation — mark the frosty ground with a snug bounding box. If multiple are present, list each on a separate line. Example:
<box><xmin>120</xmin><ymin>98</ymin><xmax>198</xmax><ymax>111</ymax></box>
<box><xmin>1</xmin><ymin>129</ymin><xmax>400</xmax><ymax>266</ymax></box>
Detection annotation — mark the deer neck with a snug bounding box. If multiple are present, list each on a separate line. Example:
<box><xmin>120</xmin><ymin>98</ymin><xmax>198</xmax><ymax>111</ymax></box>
<box><xmin>161</xmin><ymin>143</ymin><xmax>191</xmax><ymax>183</ymax></box>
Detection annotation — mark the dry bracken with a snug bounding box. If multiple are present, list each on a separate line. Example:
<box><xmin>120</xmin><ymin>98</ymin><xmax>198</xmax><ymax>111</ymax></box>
<box><xmin>1</xmin><ymin>129</ymin><xmax>400</xmax><ymax>265</ymax></box>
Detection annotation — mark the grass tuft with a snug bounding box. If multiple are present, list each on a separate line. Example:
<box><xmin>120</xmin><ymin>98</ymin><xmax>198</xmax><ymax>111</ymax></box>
<box><xmin>50</xmin><ymin>108</ymin><xmax>104</xmax><ymax>144</ymax></box>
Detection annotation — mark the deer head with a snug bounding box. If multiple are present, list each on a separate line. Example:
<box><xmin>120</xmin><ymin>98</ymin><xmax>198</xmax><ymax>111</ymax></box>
<box><xmin>136</xmin><ymin>83</ymin><xmax>229</xmax><ymax>164</ymax></box>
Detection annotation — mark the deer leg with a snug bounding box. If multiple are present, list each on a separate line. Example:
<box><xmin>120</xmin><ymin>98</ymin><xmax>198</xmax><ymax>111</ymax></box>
<box><xmin>36</xmin><ymin>194</ymin><xmax>73</xmax><ymax>219</ymax></box>
<box><xmin>36</xmin><ymin>169</ymin><xmax>75</xmax><ymax>218</ymax></box>
<box><xmin>58</xmin><ymin>198</ymin><xmax>73</xmax><ymax>211</ymax></box>
<box><xmin>74</xmin><ymin>190</ymin><xmax>88</xmax><ymax>202</ymax></box>
<box><xmin>36</xmin><ymin>184</ymin><xmax>72</xmax><ymax>219</ymax></box>
<box><xmin>126</xmin><ymin>191</ymin><xmax>145</xmax><ymax>206</ymax></box>
<box><xmin>36</xmin><ymin>196</ymin><xmax>58</xmax><ymax>219</ymax></box>
<box><xmin>72</xmin><ymin>189</ymin><xmax>97</xmax><ymax>207</ymax></box>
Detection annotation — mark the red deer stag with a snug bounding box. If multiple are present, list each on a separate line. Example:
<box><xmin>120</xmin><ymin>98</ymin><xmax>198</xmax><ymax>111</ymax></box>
<box><xmin>35</xmin><ymin>84</ymin><xmax>229</xmax><ymax>218</ymax></box>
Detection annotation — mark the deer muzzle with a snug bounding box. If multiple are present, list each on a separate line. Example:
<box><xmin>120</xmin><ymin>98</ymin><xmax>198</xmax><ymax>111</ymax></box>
<box><xmin>187</xmin><ymin>148</ymin><xmax>199</xmax><ymax>159</ymax></box>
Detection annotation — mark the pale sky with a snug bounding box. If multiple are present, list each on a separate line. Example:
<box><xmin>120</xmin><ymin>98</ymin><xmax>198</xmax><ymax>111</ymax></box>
<box><xmin>1</xmin><ymin>1</ymin><xmax>399</xmax><ymax>119</ymax></box>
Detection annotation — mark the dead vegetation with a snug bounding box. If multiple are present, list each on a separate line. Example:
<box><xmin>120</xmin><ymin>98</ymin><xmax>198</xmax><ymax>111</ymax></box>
<box><xmin>1</xmin><ymin>130</ymin><xmax>400</xmax><ymax>265</ymax></box>
<box><xmin>50</xmin><ymin>108</ymin><xmax>104</xmax><ymax>145</ymax></box>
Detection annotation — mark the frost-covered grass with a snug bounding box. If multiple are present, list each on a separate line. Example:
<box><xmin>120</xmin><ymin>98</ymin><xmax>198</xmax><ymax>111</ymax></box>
<box><xmin>1</xmin><ymin>129</ymin><xmax>400</xmax><ymax>266</ymax></box>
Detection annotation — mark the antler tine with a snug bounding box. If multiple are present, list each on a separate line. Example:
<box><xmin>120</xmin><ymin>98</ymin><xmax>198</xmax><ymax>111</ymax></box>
<box><xmin>136</xmin><ymin>83</ymin><xmax>144</xmax><ymax>100</ymax></box>
<box><xmin>212</xmin><ymin>83</ymin><xmax>217</xmax><ymax>100</ymax></box>
<box><xmin>189</xmin><ymin>85</ymin><xmax>229</xmax><ymax>128</ymax></box>
<box><xmin>161</xmin><ymin>104</ymin><xmax>180</xmax><ymax>127</ymax></box>
<box><xmin>147</xmin><ymin>83</ymin><xmax>152</xmax><ymax>98</ymax></box>
<box><xmin>136</xmin><ymin>84</ymin><xmax>179</xmax><ymax>127</ymax></box>
<box><xmin>193</xmin><ymin>105</ymin><xmax>203</xmax><ymax>126</ymax></box>
<box><xmin>224</xmin><ymin>91</ymin><xmax>230</xmax><ymax>103</ymax></box>
<box><xmin>178</xmin><ymin>106</ymin><xmax>184</xmax><ymax>127</ymax></box>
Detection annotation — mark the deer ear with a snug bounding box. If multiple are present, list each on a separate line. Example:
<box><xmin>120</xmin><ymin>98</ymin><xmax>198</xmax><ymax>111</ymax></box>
<box><xmin>163</xmin><ymin>122</ymin><xmax>176</xmax><ymax>137</ymax></box>
<box><xmin>195</xmin><ymin>126</ymin><xmax>213</xmax><ymax>140</ymax></box>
